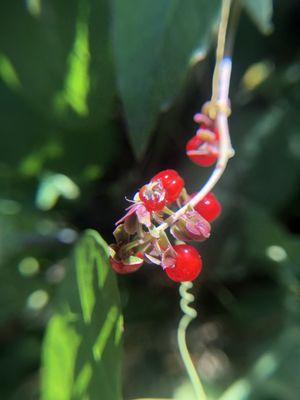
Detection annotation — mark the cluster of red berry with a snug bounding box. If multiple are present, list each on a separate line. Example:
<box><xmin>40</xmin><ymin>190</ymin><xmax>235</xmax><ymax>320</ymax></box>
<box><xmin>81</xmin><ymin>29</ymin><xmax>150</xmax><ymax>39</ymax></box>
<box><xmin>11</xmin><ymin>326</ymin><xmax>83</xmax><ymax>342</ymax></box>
<box><xmin>186</xmin><ymin>113</ymin><xmax>219</xmax><ymax>167</ymax></box>
<box><xmin>109</xmin><ymin>115</ymin><xmax>221</xmax><ymax>283</ymax></box>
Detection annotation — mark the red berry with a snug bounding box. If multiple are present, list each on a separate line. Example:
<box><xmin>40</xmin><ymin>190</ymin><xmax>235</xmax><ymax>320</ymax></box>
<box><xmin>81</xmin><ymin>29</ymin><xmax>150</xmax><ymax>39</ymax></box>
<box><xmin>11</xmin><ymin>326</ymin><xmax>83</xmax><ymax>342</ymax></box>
<box><xmin>194</xmin><ymin>192</ymin><xmax>221</xmax><ymax>222</ymax></box>
<box><xmin>151</xmin><ymin>169</ymin><xmax>184</xmax><ymax>204</ymax></box>
<box><xmin>110</xmin><ymin>254</ymin><xmax>143</xmax><ymax>275</ymax></box>
<box><xmin>139</xmin><ymin>181</ymin><xmax>166</xmax><ymax>212</ymax></box>
<box><xmin>165</xmin><ymin>244</ymin><xmax>202</xmax><ymax>282</ymax></box>
<box><xmin>214</xmin><ymin>128</ymin><xmax>220</xmax><ymax>141</ymax></box>
<box><xmin>186</xmin><ymin>135</ymin><xmax>218</xmax><ymax>167</ymax></box>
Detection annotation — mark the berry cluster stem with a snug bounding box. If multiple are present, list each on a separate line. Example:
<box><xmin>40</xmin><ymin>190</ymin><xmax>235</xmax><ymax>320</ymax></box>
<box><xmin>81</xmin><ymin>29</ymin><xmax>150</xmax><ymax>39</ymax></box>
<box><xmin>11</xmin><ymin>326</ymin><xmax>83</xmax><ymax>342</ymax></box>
<box><xmin>175</xmin><ymin>1</ymin><xmax>234</xmax><ymax>399</ymax></box>
<box><xmin>157</xmin><ymin>56</ymin><xmax>233</xmax><ymax>235</ymax></box>
<box><xmin>155</xmin><ymin>0</ymin><xmax>233</xmax><ymax>236</ymax></box>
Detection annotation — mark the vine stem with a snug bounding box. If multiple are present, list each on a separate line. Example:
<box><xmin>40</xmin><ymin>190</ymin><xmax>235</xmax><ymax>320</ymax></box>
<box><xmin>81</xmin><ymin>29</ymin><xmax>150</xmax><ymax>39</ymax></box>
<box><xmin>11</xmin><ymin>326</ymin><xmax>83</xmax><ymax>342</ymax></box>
<box><xmin>156</xmin><ymin>0</ymin><xmax>233</xmax><ymax>235</ymax></box>
<box><xmin>132</xmin><ymin>1</ymin><xmax>234</xmax><ymax>399</ymax></box>
<box><xmin>174</xmin><ymin>2</ymin><xmax>233</xmax><ymax>398</ymax></box>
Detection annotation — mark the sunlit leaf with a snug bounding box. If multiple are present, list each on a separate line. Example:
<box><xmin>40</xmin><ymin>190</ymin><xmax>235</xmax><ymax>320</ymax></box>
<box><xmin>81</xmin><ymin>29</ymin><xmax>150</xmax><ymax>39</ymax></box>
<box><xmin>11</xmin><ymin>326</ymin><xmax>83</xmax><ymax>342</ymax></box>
<box><xmin>54</xmin><ymin>1</ymin><xmax>90</xmax><ymax>117</ymax></box>
<box><xmin>41</xmin><ymin>230</ymin><xmax>123</xmax><ymax>400</ymax></box>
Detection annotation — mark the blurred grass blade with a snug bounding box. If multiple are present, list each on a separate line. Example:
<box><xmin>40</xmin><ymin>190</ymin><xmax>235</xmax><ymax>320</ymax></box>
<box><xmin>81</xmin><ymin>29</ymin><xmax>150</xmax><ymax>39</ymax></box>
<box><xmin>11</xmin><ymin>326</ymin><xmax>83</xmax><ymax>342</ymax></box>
<box><xmin>41</xmin><ymin>230</ymin><xmax>123</xmax><ymax>400</ymax></box>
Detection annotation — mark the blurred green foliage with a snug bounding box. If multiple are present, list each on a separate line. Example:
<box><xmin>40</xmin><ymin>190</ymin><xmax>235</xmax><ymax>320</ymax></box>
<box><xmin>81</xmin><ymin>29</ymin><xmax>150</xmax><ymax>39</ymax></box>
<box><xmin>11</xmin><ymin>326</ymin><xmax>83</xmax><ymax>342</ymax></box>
<box><xmin>0</xmin><ymin>0</ymin><xmax>300</xmax><ymax>399</ymax></box>
<box><xmin>42</xmin><ymin>230</ymin><xmax>123</xmax><ymax>400</ymax></box>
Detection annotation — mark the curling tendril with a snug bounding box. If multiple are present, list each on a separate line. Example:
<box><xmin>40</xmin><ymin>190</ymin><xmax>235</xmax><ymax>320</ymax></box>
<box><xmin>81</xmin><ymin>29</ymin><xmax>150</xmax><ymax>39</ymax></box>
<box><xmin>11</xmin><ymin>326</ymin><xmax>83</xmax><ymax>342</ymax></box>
<box><xmin>177</xmin><ymin>282</ymin><xmax>207</xmax><ymax>400</ymax></box>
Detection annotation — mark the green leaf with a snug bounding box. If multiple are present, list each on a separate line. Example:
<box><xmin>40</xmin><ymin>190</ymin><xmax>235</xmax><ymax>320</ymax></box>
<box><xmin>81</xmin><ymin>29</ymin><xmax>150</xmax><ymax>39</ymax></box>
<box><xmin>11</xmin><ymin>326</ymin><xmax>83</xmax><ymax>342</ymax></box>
<box><xmin>113</xmin><ymin>0</ymin><xmax>221</xmax><ymax>158</ymax></box>
<box><xmin>41</xmin><ymin>230</ymin><xmax>123</xmax><ymax>400</ymax></box>
<box><xmin>243</xmin><ymin>0</ymin><xmax>273</xmax><ymax>34</ymax></box>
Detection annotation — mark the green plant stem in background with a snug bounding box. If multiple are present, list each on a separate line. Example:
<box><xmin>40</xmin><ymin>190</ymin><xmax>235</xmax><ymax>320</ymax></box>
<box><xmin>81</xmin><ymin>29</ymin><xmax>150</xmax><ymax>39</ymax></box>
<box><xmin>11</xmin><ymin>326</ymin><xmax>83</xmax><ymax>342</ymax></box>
<box><xmin>178</xmin><ymin>282</ymin><xmax>207</xmax><ymax>400</ymax></box>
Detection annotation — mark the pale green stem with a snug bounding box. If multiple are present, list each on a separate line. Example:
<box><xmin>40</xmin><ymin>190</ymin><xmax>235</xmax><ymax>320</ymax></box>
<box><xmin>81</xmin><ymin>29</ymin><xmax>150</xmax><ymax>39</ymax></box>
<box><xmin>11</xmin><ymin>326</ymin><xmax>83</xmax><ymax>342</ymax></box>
<box><xmin>177</xmin><ymin>282</ymin><xmax>207</xmax><ymax>400</ymax></box>
<box><xmin>155</xmin><ymin>0</ymin><xmax>233</xmax><ymax>235</ymax></box>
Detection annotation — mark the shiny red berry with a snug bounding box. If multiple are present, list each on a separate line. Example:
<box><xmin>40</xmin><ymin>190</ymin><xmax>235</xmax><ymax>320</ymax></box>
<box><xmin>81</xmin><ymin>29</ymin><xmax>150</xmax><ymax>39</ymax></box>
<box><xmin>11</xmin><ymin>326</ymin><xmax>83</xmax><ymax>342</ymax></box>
<box><xmin>165</xmin><ymin>244</ymin><xmax>202</xmax><ymax>282</ymax></box>
<box><xmin>186</xmin><ymin>135</ymin><xmax>218</xmax><ymax>167</ymax></box>
<box><xmin>139</xmin><ymin>181</ymin><xmax>166</xmax><ymax>212</ymax></box>
<box><xmin>194</xmin><ymin>192</ymin><xmax>221</xmax><ymax>222</ymax></box>
<box><xmin>151</xmin><ymin>169</ymin><xmax>184</xmax><ymax>204</ymax></box>
<box><xmin>110</xmin><ymin>254</ymin><xmax>143</xmax><ymax>275</ymax></box>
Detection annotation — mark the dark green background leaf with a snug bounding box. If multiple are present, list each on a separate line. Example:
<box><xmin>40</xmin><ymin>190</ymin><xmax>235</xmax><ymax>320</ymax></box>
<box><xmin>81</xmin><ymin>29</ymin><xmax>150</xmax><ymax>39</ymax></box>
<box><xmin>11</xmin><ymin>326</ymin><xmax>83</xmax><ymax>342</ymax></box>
<box><xmin>113</xmin><ymin>0</ymin><xmax>221</xmax><ymax>158</ymax></box>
